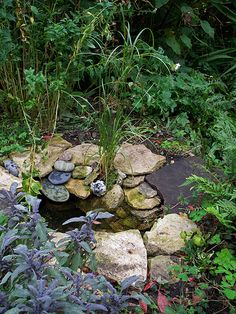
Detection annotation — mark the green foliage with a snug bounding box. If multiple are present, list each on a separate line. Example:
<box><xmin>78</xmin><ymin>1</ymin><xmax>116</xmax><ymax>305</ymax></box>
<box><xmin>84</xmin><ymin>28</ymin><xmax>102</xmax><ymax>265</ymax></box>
<box><xmin>184</xmin><ymin>175</ymin><xmax>236</xmax><ymax>229</ymax></box>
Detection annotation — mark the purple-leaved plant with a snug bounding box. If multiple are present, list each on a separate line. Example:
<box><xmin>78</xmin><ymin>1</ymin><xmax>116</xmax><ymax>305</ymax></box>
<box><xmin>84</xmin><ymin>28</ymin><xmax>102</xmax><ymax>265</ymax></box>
<box><xmin>12</xmin><ymin>245</ymin><xmax>53</xmax><ymax>280</ymax></box>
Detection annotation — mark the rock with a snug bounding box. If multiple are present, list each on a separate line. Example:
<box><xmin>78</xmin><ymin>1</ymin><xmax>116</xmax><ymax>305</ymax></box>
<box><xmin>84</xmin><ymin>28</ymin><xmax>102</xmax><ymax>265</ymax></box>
<box><xmin>0</xmin><ymin>166</ymin><xmax>22</xmax><ymax>190</ymax></box>
<box><xmin>116</xmin><ymin>208</ymin><xmax>128</xmax><ymax>218</ymax></box>
<box><xmin>41</xmin><ymin>179</ymin><xmax>70</xmax><ymax>202</ymax></box>
<box><xmin>121</xmin><ymin>216</ymin><xmax>139</xmax><ymax>228</ymax></box>
<box><xmin>148</xmin><ymin>255</ymin><xmax>179</xmax><ymax>283</ymax></box>
<box><xmin>124</xmin><ymin>187</ymin><xmax>161</xmax><ymax>210</ymax></box>
<box><xmin>48</xmin><ymin>171</ymin><xmax>71</xmax><ymax>185</ymax></box>
<box><xmin>116</xmin><ymin>170</ymin><xmax>127</xmax><ymax>185</ymax></box>
<box><xmin>123</xmin><ymin>175</ymin><xmax>145</xmax><ymax>188</ymax></box>
<box><xmin>146</xmin><ymin>157</ymin><xmax>212</xmax><ymax>213</ymax></box>
<box><xmin>138</xmin><ymin>182</ymin><xmax>157</xmax><ymax>198</ymax></box>
<box><xmin>95</xmin><ymin>230</ymin><xmax>147</xmax><ymax>283</ymax></box>
<box><xmin>10</xmin><ymin>151</ymin><xmax>41</xmax><ymax>175</ymax></box>
<box><xmin>72</xmin><ymin>165</ymin><xmax>93</xmax><ymax>179</ymax></box>
<box><xmin>143</xmin><ymin>214</ymin><xmax>198</xmax><ymax>256</ymax></box>
<box><xmin>66</xmin><ymin>143</ymin><xmax>100</xmax><ymax>166</ymax></box>
<box><xmin>65</xmin><ymin>179</ymin><xmax>91</xmax><ymax>199</ymax></box>
<box><xmin>131</xmin><ymin>207</ymin><xmax>161</xmax><ymax>219</ymax></box>
<box><xmin>91</xmin><ymin>180</ymin><xmax>106</xmax><ymax>197</ymax></box>
<box><xmin>114</xmin><ymin>143</ymin><xmax>166</xmax><ymax>175</ymax></box>
<box><xmin>102</xmin><ymin>184</ymin><xmax>124</xmax><ymax>209</ymax></box>
<box><xmin>83</xmin><ymin>170</ymin><xmax>99</xmax><ymax>185</ymax></box>
<box><xmin>58</xmin><ymin>151</ymin><xmax>72</xmax><ymax>161</ymax></box>
<box><xmin>54</xmin><ymin>160</ymin><xmax>75</xmax><ymax>172</ymax></box>
<box><xmin>10</xmin><ymin>136</ymin><xmax>72</xmax><ymax>177</ymax></box>
<box><xmin>38</xmin><ymin>137</ymin><xmax>72</xmax><ymax>177</ymax></box>
<box><xmin>3</xmin><ymin>159</ymin><xmax>19</xmax><ymax>177</ymax></box>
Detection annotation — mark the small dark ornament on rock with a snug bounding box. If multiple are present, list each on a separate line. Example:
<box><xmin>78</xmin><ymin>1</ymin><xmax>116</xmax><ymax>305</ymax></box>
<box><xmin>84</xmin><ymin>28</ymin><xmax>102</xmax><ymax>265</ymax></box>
<box><xmin>3</xmin><ymin>159</ymin><xmax>19</xmax><ymax>177</ymax></box>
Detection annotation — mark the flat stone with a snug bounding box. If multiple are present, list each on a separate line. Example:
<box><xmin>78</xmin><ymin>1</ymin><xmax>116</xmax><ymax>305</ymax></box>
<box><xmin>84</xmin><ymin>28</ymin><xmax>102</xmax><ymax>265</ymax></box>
<box><xmin>58</xmin><ymin>151</ymin><xmax>72</xmax><ymax>161</ymax></box>
<box><xmin>123</xmin><ymin>175</ymin><xmax>145</xmax><ymax>188</ymax></box>
<box><xmin>54</xmin><ymin>160</ymin><xmax>75</xmax><ymax>172</ymax></box>
<box><xmin>72</xmin><ymin>165</ymin><xmax>93</xmax><ymax>179</ymax></box>
<box><xmin>124</xmin><ymin>187</ymin><xmax>161</xmax><ymax>210</ymax></box>
<box><xmin>148</xmin><ymin>255</ymin><xmax>179</xmax><ymax>283</ymax></box>
<box><xmin>65</xmin><ymin>179</ymin><xmax>91</xmax><ymax>199</ymax></box>
<box><xmin>0</xmin><ymin>166</ymin><xmax>22</xmax><ymax>190</ymax></box>
<box><xmin>138</xmin><ymin>182</ymin><xmax>157</xmax><ymax>198</ymax></box>
<box><xmin>114</xmin><ymin>143</ymin><xmax>166</xmax><ymax>175</ymax></box>
<box><xmin>146</xmin><ymin>157</ymin><xmax>211</xmax><ymax>212</ymax></box>
<box><xmin>95</xmin><ymin>230</ymin><xmax>147</xmax><ymax>283</ymax></box>
<box><xmin>66</xmin><ymin>143</ymin><xmax>100</xmax><ymax>166</ymax></box>
<box><xmin>102</xmin><ymin>184</ymin><xmax>124</xmax><ymax>209</ymax></box>
<box><xmin>131</xmin><ymin>207</ymin><xmax>161</xmax><ymax>219</ymax></box>
<box><xmin>10</xmin><ymin>136</ymin><xmax>72</xmax><ymax>177</ymax></box>
<box><xmin>38</xmin><ymin>137</ymin><xmax>72</xmax><ymax>177</ymax></box>
<box><xmin>48</xmin><ymin>171</ymin><xmax>71</xmax><ymax>185</ymax></box>
<box><xmin>143</xmin><ymin>214</ymin><xmax>198</xmax><ymax>256</ymax></box>
<box><xmin>41</xmin><ymin>179</ymin><xmax>70</xmax><ymax>202</ymax></box>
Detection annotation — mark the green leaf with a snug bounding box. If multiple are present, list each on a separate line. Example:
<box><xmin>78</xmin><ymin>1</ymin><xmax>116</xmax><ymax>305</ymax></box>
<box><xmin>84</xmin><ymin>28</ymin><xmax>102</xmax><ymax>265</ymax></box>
<box><xmin>71</xmin><ymin>252</ymin><xmax>82</xmax><ymax>271</ymax></box>
<box><xmin>178</xmin><ymin>273</ymin><xmax>188</xmax><ymax>281</ymax></box>
<box><xmin>200</xmin><ymin>20</ymin><xmax>214</xmax><ymax>38</ymax></box>
<box><xmin>31</xmin><ymin>5</ymin><xmax>39</xmax><ymax>15</ymax></box>
<box><xmin>165</xmin><ymin>35</ymin><xmax>181</xmax><ymax>55</ymax></box>
<box><xmin>155</xmin><ymin>0</ymin><xmax>169</xmax><ymax>9</ymax></box>
<box><xmin>209</xmin><ymin>234</ymin><xmax>221</xmax><ymax>245</ymax></box>
<box><xmin>223</xmin><ymin>288</ymin><xmax>236</xmax><ymax>300</ymax></box>
<box><xmin>180</xmin><ymin>34</ymin><xmax>192</xmax><ymax>48</ymax></box>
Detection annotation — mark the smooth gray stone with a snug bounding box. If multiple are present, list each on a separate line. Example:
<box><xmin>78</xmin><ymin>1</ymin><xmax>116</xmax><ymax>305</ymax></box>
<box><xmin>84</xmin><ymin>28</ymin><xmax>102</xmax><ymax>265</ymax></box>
<box><xmin>41</xmin><ymin>179</ymin><xmax>70</xmax><ymax>202</ymax></box>
<box><xmin>54</xmin><ymin>160</ymin><xmax>75</xmax><ymax>172</ymax></box>
<box><xmin>48</xmin><ymin>171</ymin><xmax>71</xmax><ymax>185</ymax></box>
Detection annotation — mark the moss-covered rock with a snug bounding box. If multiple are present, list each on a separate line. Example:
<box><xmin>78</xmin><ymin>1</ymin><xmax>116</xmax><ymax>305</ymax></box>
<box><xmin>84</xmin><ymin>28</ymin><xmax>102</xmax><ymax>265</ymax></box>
<box><xmin>124</xmin><ymin>187</ymin><xmax>161</xmax><ymax>209</ymax></box>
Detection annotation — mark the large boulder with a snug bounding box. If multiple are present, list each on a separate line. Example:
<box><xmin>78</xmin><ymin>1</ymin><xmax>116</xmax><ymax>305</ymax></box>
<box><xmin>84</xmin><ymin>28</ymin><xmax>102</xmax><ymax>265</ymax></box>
<box><xmin>144</xmin><ymin>214</ymin><xmax>198</xmax><ymax>256</ymax></box>
<box><xmin>95</xmin><ymin>230</ymin><xmax>147</xmax><ymax>283</ymax></box>
<box><xmin>0</xmin><ymin>166</ymin><xmax>22</xmax><ymax>190</ymax></box>
<box><xmin>114</xmin><ymin>143</ymin><xmax>166</xmax><ymax>175</ymax></box>
<box><xmin>66</xmin><ymin>143</ymin><xmax>100</xmax><ymax>166</ymax></box>
<box><xmin>124</xmin><ymin>187</ymin><xmax>161</xmax><ymax>210</ymax></box>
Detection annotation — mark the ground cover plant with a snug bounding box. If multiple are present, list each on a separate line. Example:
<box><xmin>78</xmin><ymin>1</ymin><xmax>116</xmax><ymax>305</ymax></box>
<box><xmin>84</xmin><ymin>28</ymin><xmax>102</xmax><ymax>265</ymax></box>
<box><xmin>0</xmin><ymin>0</ymin><xmax>235</xmax><ymax>313</ymax></box>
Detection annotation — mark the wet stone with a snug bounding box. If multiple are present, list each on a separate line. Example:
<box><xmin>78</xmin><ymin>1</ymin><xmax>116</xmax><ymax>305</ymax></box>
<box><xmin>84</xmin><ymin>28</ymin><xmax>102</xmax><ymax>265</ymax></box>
<box><xmin>54</xmin><ymin>160</ymin><xmax>75</xmax><ymax>172</ymax></box>
<box><xmin>41</xmin><ymin>179</ymin><xmax>70</xmax><ymax>202</ymax></box>
<box><xmin>48</xmin><ymin>171</ymin><xmax>71</xmax><ymax>185</ymax></box>
<box><xmin>146</xmin><ymin>157</ymin><xmax>211</xmax><ymax>212</ymax></box>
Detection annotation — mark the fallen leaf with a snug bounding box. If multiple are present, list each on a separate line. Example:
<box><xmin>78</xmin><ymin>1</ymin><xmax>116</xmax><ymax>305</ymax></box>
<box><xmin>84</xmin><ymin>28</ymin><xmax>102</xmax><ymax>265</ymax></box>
<box><xmin>143</xmin><ymin>281</ymin><xmax>156</xmax><ymax>291</ymax></box>
<box><xmin>139</xmin><ymin>300</ymin><xmax>148</xmax><ymax>313</ymax></box>
<box><xmin>157</xmin><ymin>291</ymin><xmax>170</xmax><ymax>313</ymax></box>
